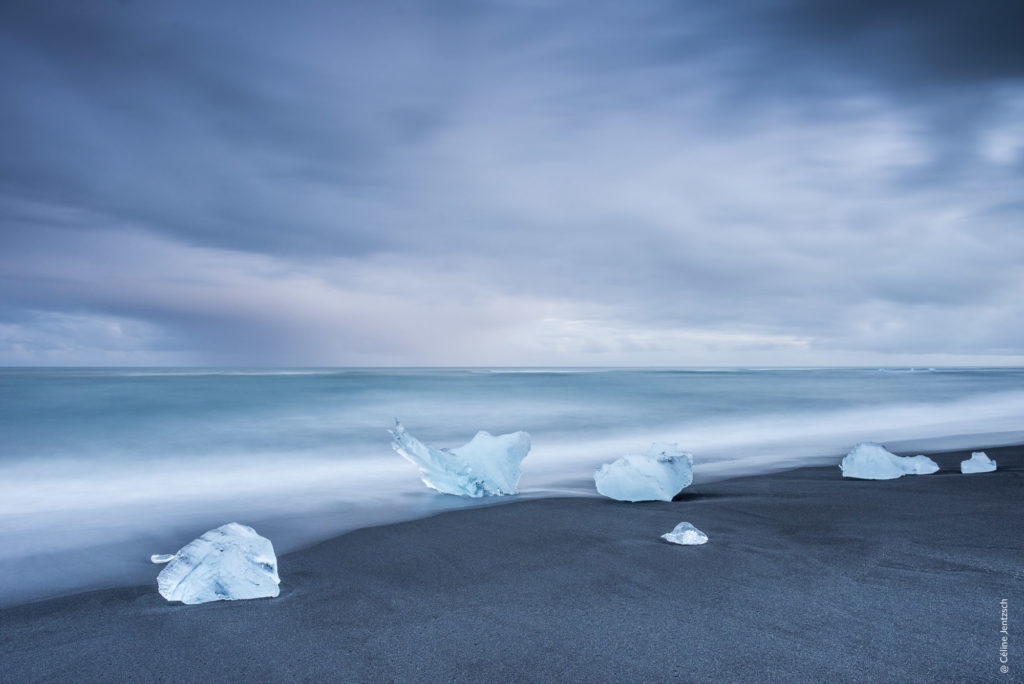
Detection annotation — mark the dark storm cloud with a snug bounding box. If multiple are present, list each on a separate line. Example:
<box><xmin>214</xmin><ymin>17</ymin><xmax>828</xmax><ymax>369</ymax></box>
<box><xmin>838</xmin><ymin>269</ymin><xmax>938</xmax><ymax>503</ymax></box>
<box><xmin>0</xmin><ymin>1</ymin><xmax>425</xmax><ymax>255</ymax></box>
<box><xmin>769</xmin><ymin>0</ymin><xmax>1024</xmax><ymax>86</ymax></box>
<box><xmin>1</xmin><ymin>0</ymin><xmax>1022</xmax><ymax>364</ymax></box>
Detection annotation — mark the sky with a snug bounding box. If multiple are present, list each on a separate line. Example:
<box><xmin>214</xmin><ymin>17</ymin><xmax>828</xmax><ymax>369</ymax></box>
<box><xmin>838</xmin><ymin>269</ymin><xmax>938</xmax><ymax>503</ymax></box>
<box><xmin>1</xmin><ymin>0</ymin><xmax>1023</xmax><ymax>366</ymax></box>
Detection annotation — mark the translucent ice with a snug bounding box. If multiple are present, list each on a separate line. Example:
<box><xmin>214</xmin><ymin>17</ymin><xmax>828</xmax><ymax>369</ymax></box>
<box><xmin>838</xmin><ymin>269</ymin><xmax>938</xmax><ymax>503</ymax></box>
<box><xmin>961</xmin><ymin>451</ymin><xmax>997</xmax><ymax>474</ymax></box>
<box><xmin>839</xmin><ymin>442</ymin><xmax>939</xmax><ymax>480</ymax></box>
<box><xmin>901</xmin><ymin>454</ymin><xmax>941</xmax><ymax>475</ymax></box>
<box><xmin>390</xmin><ymin>420</ymin><xmax>531</xmax><ymax>497</ymax></box>
<box><xmin>594</xmin><ymin>444</ymin><xmax>694</xmax><ymax>502</ymax></box>
<box><xmin>661</xmin><ymin>522</ymin><xmax>708</xmax><ymax>545</ymax></box>
<box><xmin>154</xmin><ymin>523</ymin><xmax>280</xmax><ymax>605</ymax></box>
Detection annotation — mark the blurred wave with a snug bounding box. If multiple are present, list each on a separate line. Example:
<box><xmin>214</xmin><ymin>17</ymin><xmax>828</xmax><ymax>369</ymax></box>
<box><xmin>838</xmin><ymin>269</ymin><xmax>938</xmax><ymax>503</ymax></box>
<box><xmin>1</xmin><ymin>366</ymin><xmax>1022</xmax><ymax>604</ymax></box>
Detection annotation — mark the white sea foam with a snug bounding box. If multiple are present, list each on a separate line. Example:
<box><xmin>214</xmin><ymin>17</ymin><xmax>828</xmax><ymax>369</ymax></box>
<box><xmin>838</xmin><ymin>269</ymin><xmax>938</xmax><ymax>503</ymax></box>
<box><xmin>1</xmin><ymin>368</ymin><xmax>1021</xmax><ymax>606</ymax></box>
<box><xmin>519</xmin><ymin>391</ymin><xmax>1024</xmax><ymax>486</ymax></box>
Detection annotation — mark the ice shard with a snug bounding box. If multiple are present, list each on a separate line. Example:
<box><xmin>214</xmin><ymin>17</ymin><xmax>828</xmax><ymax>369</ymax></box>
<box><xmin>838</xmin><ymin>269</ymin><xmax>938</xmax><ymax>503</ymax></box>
<box><xmin>594</xmin><ymin>444</ymin><xmax>694</xmax><ymax>502</ymax></box>
<box><xmin>961</xmin><ymin>451</ymin><xmax>997</xmax><ymax>474</ymax></box>
<box><xmin>154</xmin><ymin>523</ymin><xmax>280</xmax><ymax>605</ymax></box>
<box><xmin>661</xmin><ymin>522</ymin><xmax>708</xmax><ymax>545</ymax></box>
<box><xmin>839</xmin><ymin>442</ymin><xmax>939</xmax><ymax>480</ymax></box>
<box><xmin>390</xmin><ymin>420</ymin><xmax>531</xmax><ymax>497</ymax></box>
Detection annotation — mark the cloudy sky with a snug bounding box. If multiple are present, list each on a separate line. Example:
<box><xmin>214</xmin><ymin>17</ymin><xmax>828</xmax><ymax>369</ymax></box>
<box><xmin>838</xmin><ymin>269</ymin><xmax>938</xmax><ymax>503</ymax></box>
<box><xmin>2</xmin><ymin>1</ymin><xmax>1023</xmax><ymax>366</ymax></box>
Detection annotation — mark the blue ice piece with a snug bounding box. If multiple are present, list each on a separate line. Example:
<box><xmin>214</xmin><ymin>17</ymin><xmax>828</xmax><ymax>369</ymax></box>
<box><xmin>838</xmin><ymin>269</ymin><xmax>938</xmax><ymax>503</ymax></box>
<box><xmin>840</xmin><ymin>442</ymin><xmax>938</xmax><ymax>480</ymax></box>
<box><xmin>661</xmin><ymin>522</ymin><xmax>708</xmax><ymax>545</ymax></box>
<box><xmin>153</xmin><ymin>523</ymin><xmax>280</xmax><ymax>605</ymax></box>
<box><xmin>960</xmin><ymin>451</ymin><xmax>997</xmax><ymax>474</ymax></box>
<box><xmin>594</xmin><ymin>444</ymin><xmax>694</xmax><ymax>502</ymax></box>
<box><xmin>390</xmin><ymin>420</ymin><xmax>531</xmax><ymax>497</ymax></box>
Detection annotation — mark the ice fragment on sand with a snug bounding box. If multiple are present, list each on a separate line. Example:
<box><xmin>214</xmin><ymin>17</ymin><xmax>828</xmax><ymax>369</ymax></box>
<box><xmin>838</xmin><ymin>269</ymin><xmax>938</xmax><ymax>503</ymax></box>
<box><xmin>961</xmin><ymin>451</ymin><xmax>997</xmax><ymax>474</ymax></box>
<box><xmin>661</xmin><ymin>522</ymin><xmax>708</xmax><ymax>545</ymax></box>
<box><xmin>839</xmin><ymin>442</ymin><xmax>939</xmax><ymax>480</ymax></box>
<box><xmin>594</xmin><ymin>444</ymin><xmax>694</xmax><ymax>502</ymax></box>
<box><xmin>155</xmin><ymin>523</ymin><xmax>280</xmax><ymax>605</ymax></box>
<box><xmin>390</xmin><ymin>420</ymin><xmax>531</xmax><ymax>497</ymax></box>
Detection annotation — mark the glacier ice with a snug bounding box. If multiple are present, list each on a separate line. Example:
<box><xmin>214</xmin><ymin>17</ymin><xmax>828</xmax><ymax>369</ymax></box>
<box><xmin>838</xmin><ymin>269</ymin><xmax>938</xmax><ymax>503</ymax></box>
<box><xmin>594</xmin><ymin>444</ymin><xmax>694</xmax><ymax>502</ymax></box>
<box><xmin>839</xmin><ymin>442</ymin><xmax>939</xmax><ymax>480</ymax></box>
<box><xmin>961</xmin><ymin>451</ymin><xmax>997</xmax><ymax>474</ymax></box>
<box><xmin>901</xmin><ymin>454</ymin><xmax>941</xmax><ymax>475</ymax></box>
<box><xmin>390</xmin><ymin>420</ymin><xmax>531</xmax><ymax>497</ymax></box>
<box><xmin>154</xmin><ymin>523</ymin><xmax>280</xmax><ymax>605</ymax></box>
<box><xmin>661</xmin><ymin>521</ymin><xmax>708</xmax><ymax>545</ymax></box>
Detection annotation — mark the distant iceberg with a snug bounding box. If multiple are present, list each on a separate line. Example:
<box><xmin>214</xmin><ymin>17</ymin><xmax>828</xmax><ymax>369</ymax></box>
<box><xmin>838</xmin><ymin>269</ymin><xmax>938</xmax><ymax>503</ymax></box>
<box><xmin>840</xmin><ymin>442</ymin><xmax>939</xmax><ymax>480</ymax></box>
<box><xmin>661</xmin><ymin>521</ymin><xmax>708</xmax><ymax>545</ymax></box>
<box><xmin>594</xmin><ymin>444</ymin><xmax>694</xmax><ymax>502</ymax></box>
<box><xmin>154</xmin><ymin>523</ymin><xmax>280</xmax><ymax>605</ymax></box>
<box><xmin>961</xmin><ymin>451</ymin><xmax>997</xmax><ymax>474</ymax></box>
<box><xmin>390</xmin><ymin>420</ymin><xmax>531</xmax><ymax>497</ymax></box>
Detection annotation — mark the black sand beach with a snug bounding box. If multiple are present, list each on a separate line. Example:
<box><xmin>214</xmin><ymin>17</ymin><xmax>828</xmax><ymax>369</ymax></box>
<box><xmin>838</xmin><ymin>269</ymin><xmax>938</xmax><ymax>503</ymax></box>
<box><xmin>2</xmin><ymin>445</ymin><xmax>1020</xmax><ymax>683</ymax></box>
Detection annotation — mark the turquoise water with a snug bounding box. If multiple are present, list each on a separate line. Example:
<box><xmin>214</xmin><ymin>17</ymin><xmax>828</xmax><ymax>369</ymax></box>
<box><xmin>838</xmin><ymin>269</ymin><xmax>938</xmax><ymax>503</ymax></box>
<box><xmin>2</xmin><ymin>366</ymin><xmax>1022</xmax><ymax>604</ymax></box>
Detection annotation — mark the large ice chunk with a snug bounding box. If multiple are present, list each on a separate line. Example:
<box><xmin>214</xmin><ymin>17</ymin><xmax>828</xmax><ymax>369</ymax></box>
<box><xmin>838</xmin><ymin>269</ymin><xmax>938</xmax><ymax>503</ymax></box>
<box><xmin>661</xmin><ymin>522</ymin><xmax>708</xmax><ymax>545</ymax></box>
<box><xmin>390</xmin><ymin>420</ymin><xmax>531</xmax><ymax>497</ymax></box>
<box><xmin>594</xmin><ymin>444</ymin><xmax>694</xmax><ymax>502</ymax></box>
<box><xmin>154</xmin><ymin>523</ymin><xmax>280</xmax><ymax>605</ymax></box>
<box><xmin>961</xmin><ymin>451</ymin><xmax>997</xmax><ymax>474</ymax></box>
<box><xmin>840</xmin><ymin>442</ymin><xmax>939</xmax><ymax>480</ymax></box>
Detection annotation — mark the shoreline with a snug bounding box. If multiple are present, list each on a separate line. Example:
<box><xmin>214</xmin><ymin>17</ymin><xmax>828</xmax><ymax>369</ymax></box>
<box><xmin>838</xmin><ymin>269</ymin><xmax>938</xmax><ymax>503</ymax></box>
<box><xmin>2</xmin><ymin>443</ymin><xmax>1021</xmax><ymax>681</ymax></box>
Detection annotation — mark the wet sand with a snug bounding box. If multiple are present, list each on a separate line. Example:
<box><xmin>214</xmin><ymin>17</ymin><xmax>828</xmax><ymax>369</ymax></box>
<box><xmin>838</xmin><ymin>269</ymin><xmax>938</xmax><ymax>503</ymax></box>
<box><xmin>2</xmin><ymin>445</ymin><xmax>1020</xmax><ymax>682</ymax></box>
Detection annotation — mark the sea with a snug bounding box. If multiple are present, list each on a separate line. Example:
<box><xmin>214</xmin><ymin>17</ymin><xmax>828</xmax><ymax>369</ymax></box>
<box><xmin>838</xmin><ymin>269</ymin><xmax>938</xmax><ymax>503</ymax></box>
<box><xmin>1</xmin><ymin>366</ymin><xmax>1022</xmax><ymax>605</ymax></box>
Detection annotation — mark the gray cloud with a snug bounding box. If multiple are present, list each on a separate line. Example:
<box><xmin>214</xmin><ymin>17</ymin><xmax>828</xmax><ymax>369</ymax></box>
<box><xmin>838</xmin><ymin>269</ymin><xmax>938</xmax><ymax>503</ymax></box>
<box><xmin>767</xmin><ymin>0</ymin><xmax>1024</xmax><ymax>86</ymax></box>
<box><xmin>1</xmin><ymin>0</ymin><xmax>1022</xmax><ymax>365</ymax></box>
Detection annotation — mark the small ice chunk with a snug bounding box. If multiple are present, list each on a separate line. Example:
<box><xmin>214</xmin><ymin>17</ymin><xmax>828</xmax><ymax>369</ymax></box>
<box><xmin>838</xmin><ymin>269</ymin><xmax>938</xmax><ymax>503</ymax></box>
<box><xmin>150</xmin><ymin>554</ymin><xmax>175</xmax><ymax>564</ymax></box>
<box><xmin>961</xmin><ymin>451</ymin><xmax>997</xmax><ymax>474</ymax></box>
<box><xmin>594</xmin><ymin>444</ymin><xmax>694</xmax><ymax>502</ymax></box>
<box><xmin>661</xmin><ymin>522</ymin><xmax>708</xmax><ymax>545</ymax></box>
<box><xmin>840</xmin><ymin>442</ymin><xmax>939</xmax><ymax>480</ymax></box>
<box><xmin>902</xmin><ymin>454</ymin><xmax>941</xmax><ymax>475</ymax></box>
<box><xmin>155</xmin><ymin>523</ymin><xmax>280</xmax><ymax>605</ymax></box>
<box><xmin>390</xmin><ymin>420</ymin><xmax>531</xmax><ymax>497</ymax></box>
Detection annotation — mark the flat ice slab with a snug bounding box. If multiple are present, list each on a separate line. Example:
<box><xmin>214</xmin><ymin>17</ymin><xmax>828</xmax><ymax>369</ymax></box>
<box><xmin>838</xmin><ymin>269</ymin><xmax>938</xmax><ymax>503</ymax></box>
<box><xmin>961</xmin><ymin>451</ymin><xmax>997</xmax><ymax>474</ymax></box>
<box><xmin>594</xmin><ymin>444</ymin><xmax>694</xmax><ymax>502</ymax></box>
<box><xmin>155</xmin><ymin>523</ymin><xmax>280</xmax><ymax>605</ymax></box>
<box><xmin>661</xmin><ymin>522</ymin><xmax>708</xmax><ymax>545</ymax></box>
<box><xmin>390</xmin><ymin>420</ymin><xmax>531</xmax><ymax>497</ymax></box>
<box><xmin>840</xmin><ymin>442</ymin><xmax>939</xmax><ymax>480</ymax></box>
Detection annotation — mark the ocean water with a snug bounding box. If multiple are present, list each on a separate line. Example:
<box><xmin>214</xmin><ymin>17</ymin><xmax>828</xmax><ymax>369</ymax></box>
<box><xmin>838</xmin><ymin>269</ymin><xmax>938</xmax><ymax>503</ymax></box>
<box><xmin>2</xmin><ymin>366</ymin><xmax>1022</xmax><ymax>605</ymax></box>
